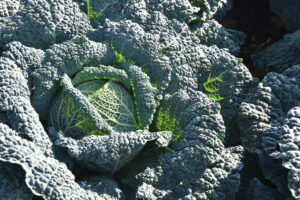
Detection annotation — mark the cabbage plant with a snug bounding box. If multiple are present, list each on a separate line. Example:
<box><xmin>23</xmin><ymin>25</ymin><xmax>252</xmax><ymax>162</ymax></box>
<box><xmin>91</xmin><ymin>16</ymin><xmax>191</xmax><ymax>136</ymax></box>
<box><xmin>0</xmin><ymin>0</ymin><xmax>250</xmax><ymax>199</ymax></box>
<box><xmin>49</xmin><ymin>68</ymin><xmax>138</xmax><ymax>139</ymax></box>
<box><xmin>34</xmin><ymin>37</ymin><xmax>173</xmax><ymax>174</ymax></box>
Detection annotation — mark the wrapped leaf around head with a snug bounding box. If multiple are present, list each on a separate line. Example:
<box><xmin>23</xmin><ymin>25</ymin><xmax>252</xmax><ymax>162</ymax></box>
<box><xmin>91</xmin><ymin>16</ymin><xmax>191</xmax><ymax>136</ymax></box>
<box><xmin>42</xmin><ymin>38</ymin><xmax>172</xmax><ymax>174</ymax></box>
<box><xmin>49</xmin><ymin>60</ymin><xmax>158</xmax><ymax>137</ymax></box>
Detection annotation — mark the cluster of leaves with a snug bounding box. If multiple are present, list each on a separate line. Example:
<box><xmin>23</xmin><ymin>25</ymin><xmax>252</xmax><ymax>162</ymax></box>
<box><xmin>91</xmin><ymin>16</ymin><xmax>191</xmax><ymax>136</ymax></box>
<box><xmin>0</xmin><ymin>0</ymin><xmax>299</xmax><ymax>199</ymax></box>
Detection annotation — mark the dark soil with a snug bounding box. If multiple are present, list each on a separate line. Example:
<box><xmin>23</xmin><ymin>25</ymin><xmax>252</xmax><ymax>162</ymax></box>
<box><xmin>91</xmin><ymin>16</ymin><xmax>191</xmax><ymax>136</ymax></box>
<box><xmin>219</xmin><ymin>0</ymin><xmax>290</xmax><ymax>80</ymax></box>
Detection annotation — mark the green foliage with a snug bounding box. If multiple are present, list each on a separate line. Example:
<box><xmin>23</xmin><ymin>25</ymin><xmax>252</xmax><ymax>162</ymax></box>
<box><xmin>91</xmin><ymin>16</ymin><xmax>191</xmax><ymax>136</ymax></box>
<box><xmin>50</xmin><ymin>81</ymin><xmax>108</xmax><ymax>138</ymax></box>
<box><xmin>188</xmin><ymin>17</ymin><xmax>205</xmax><ymax>25</ymax></box>
<box><xmin>86</xmin><ymin>0</ymin><xmax>116</xmax><ymax>19</ymax></box>
<box><xmin>217</xmin><ymin>132</ymin><xmax>225</xmax><ymax>141</ymax></box>
<box><xmin>50</xmin><ymin>80</ymin><xmax>138</xmax><ymax>138</ymax></box>
<box><xmin>103</xmin><ymin>41</ymin><xmax>136</xmax><ymax>65</ymax></box>
<box><xmin>141</xmin><ymin>67</ymin><xmax>149</xmax><ymax>74</ymax></box>
<box><xmin>71</xmin><ymin>66</ymin><xmax>131</xmax><ymax>90</ymax></box>
<box><xmin>155</xmin><ymin>106</ymin><xmax>183</xmax><ymax>142</ymax></box>
<box><xmin>158</xmin><ymin>50</ymin><xmax>164</xmax><ymax>58</ymax></box>
<box><xmin>151</xmin><ymin>82</ymin><xmax>158</xmax><ymax>89</ymax></box>
<box><xmin>202</xmin><ymin>70</ymin><xmax>227</xmax><ymax>101</ymax></box>
<box><xmin>190</xmin><ymin>0</ymin><xmax>203</xmax><ymax>3</ymax></box>
<box><xmin>207</xmin><ymin>93</ymin><xmax>224</xmax><ymax>101</ymax></box>
<box><xmin>129</xmin><ymin>78</ymin><xmax>142</xmax><ymax>129</ymax></box>
<box><xmin>86</xmin><ymin>0</ymin><xmax>103</xmax><ymax>19</ymax></box>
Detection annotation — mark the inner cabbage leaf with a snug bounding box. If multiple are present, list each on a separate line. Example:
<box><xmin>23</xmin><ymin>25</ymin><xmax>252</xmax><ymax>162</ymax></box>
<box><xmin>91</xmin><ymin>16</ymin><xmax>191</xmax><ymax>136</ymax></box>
<box><xmin>49</xmin><ymin>79</ymin><xmax>137</xmax><ymax>138</ymax></box>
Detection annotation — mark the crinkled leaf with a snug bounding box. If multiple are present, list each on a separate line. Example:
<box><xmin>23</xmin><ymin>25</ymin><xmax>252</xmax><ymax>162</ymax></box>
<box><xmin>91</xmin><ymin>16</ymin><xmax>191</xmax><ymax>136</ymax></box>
<box><xmin>120</xmin><ymin>62</ymin><xmax>158</xmax><ymax>129</ymax></box>
<box><xmin>0</xmin><ymin>123</ymin><xmax>123</xmax><ymax>200</ymax></box>
<box><xmin>0</xmin><ymin>0</ymin><xmax>90</xmax><ymax>49</ymax></box>
<box><xmin>0</xmin><ymin>161</ymin><xmax>33</xmax><ymax>200</ymax></box>
<box><xmin>238</xmin><ymin>65</ymin><xmax>300</xmax><ymax>197</ymax></box>
<box><xmin>31</xmin><ymin>36</ymin><xmax>116</xmax><ymax>119</ymax></box>
<box><xmin>191</xmin><ymin>20</ymin><xmax>246</xmax><ymax>56</ymax></box>
<box><xmin>120</xmin><ymin>91</ymin><xmax>243</xmax><ymax>199</ymax></box>
<box><xmin>52</xmin><ymin>128</ymin><xmax>172</xmax><ymax>174</ymax></box>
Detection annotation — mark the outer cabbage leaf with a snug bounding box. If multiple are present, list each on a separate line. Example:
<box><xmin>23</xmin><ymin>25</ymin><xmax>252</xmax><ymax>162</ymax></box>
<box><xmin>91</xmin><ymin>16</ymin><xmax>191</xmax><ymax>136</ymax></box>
<box><xmin>88</xmin><ymin>5</ymin><xmax>255</xmax><ymax>146</ymax></box>
<box><xmin>269</xmin><ymin>0</ymin><xmax>300</xmax><ymax>31</ymax></box>
<box><xmin>189</xmin><ymin>0</ymin><xmax>233</xmax><ymax>21</ymax></box>
<box><xmin>52</xmin><ymin>128</ymin><xmax>172</xmax><ymax>174</ymax></box>
<box><xmin>278</xmin><ymin>106</ymin><xmax>300</xmax><ymax>198</ymax></box>
<box><xmin>0</xmin><ymin>40</ymin><xmax>127</xmax><ymax>199</ymax></box>
<box><xmin>0</xmin><ymin>161</ymin><xmax>33</xmax><ymax>200</ymax></box>
<box><xmin>0</xmin><ymin>46</ymin><xmax>52</xmax><ymax>156</ymax></box>
<box><xmin>0</xmin><ymin>0</ymin><xmax>90</xmax><ymax>49</ymax></box>
<box><xmin>0</xmin><ymin>123</ymin><xmax>124</xmax><ymax>200</ymax></box>
<box><xmin>31</xmin><ymin>35</ymin><xmax>116</xmax><ymax>120</ymax></box>
<box><xmin>238</xmin><ymin>65</ymin><xmax>300</xmax><ymax>198</ymax></box>
<box><xmin>87</xmin><ymin>18</ymin><xmax>173</xmax><ymax>94</ymax></box>
<box><xmin>251</xmin><ymin>29</ymin><xmax>300</xmax><ymax>73</ymax></box>
<box><xmin>161</xmin><ymin>146</ymin><xmax>243</xmax><ymax>200</ymax></box>
<box><xmin>119</xmin><ymin>91</ymin><xmax>244</xmax><ymax>199</ymax></box>
<box><xmin>0</xmin><ymin>1</ymin><xmax>250</xmax><ymax>199</ymax></box>
<box><xmin>196</xmin><ymin>46</ymin><xmax>256</xmax><ymax>146</ymax></box>
<box><xmin>71</xmin><ymin>65</ymin><xmax>131</xmax><ymax>90</ymax></box>
<box><xmin>120</xmin><ymin>62</ymin><xmax>158</xmax><ymax>129</ymax></box>
<box><xmin>80</xmin><ymin>0</ymin><xmax>194</xmax><ymax>25</ymax></box>
<box><xmin>1</xmin><ymin>41</ymin><xmax>45</xmax><ymax>88</ymax></box>
<box><xmin>154</xmin><ymin>89</ymin><xmax>191</xmax><ymax>141</ymax></box>
<box><xmin>0</xmin><ymin>42</ymin><xmax>78</xmax><ymax>171</ymax></box>
<box><xmin>78</xmin><ymin>176</ymin><xmax>125</xmax><ymax>200</ymax></box>
<box><xmin>191</xmin><ymin>20</ymin><xmax>246</xmax><ymax>56</ymax></box>
<box><xmin>0</xmin><ymin>0</ymin><xmax>20</xmax><ymax>24</ymax></box>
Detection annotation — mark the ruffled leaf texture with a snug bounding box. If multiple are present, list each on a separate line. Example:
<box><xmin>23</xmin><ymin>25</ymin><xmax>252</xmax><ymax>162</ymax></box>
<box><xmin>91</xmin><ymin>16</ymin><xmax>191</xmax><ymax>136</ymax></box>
<box><xmin>190</xmin><ymin>20</ymin><xmax>246</xmax><ymax>56</ymax></box>
<box><xmin>279</xmin><ymin>106</ymin><xmax>300</xmax><ymax>198</ymax></box>
<box><xmin>0</xmin><ymin>41</ymin><xmax>125</xmax><ymax>199</ymax></box>
<box><xmin>119</xmin><ymin>91</ymin><xmax>244</xmax><ymax>199</ymax></box>
<box><xmin>0</xmin><ymin>0</ymin><xmax>90</xmax><ymax>49</ymax></box>
<box><xmin>1</xmin><ymin>34</ymin><xmax>162</xmax><ymax>175</ymax></box>
<box><xmin>0</xmin><ymin>36</ymin><xmax>245</xmax><ymax>199</ymax></box>
<box><xmin>31</xmin><ymin>35</ymin><xmax>116</xmax><ymax>119</ymax></box>
<box><xmin>238</xmin><ymin>65</ymin><xmax>300</xmax><ymax>198</ymax></box>
<box><xmin>189</xmin><ymin>0</ymin><xmax>233</xmax><ymax>20</ymax></box>
<box><xmin>75</xmin><ymin>0</ymin><xmax>233</xmax><ymax>26</ymax></box>
<box><xmin>0</xmin><ymin>0</ymin><xmax>250</xmax><ymax>199</ymax></box>
<box><xmin>0</xmin><ymin>124</ymin><xmax>124</xmax><ymax>200</ymax></box>
<box><xmin>52</xmin><ymin>128</ymin><xmax>172</xmax><ymax>174</ymax></box>
<box><xmin>0</xmin><ymin>161</ymin><xmax>33</xmax><ymax>200</ymax></box>
<box><xmin>86</xmin><ymin>0</ymin><xmax>255</xmax><ymax>146</ymax></box>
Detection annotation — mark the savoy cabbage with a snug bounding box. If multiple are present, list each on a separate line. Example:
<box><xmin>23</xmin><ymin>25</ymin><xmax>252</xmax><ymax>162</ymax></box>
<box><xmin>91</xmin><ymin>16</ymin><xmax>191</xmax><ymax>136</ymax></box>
<box><xmin>0</xmin><ymin>0</ymin><xmax>299</xmax><ymax>199</ymax></box>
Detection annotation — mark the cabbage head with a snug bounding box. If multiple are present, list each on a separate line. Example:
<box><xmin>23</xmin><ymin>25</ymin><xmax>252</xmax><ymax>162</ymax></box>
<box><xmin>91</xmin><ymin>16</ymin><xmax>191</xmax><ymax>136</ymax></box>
<box><xmin>49</xmin><ymin>79</ymin><xmax>137</xmax><ymax>139</ymax></box>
